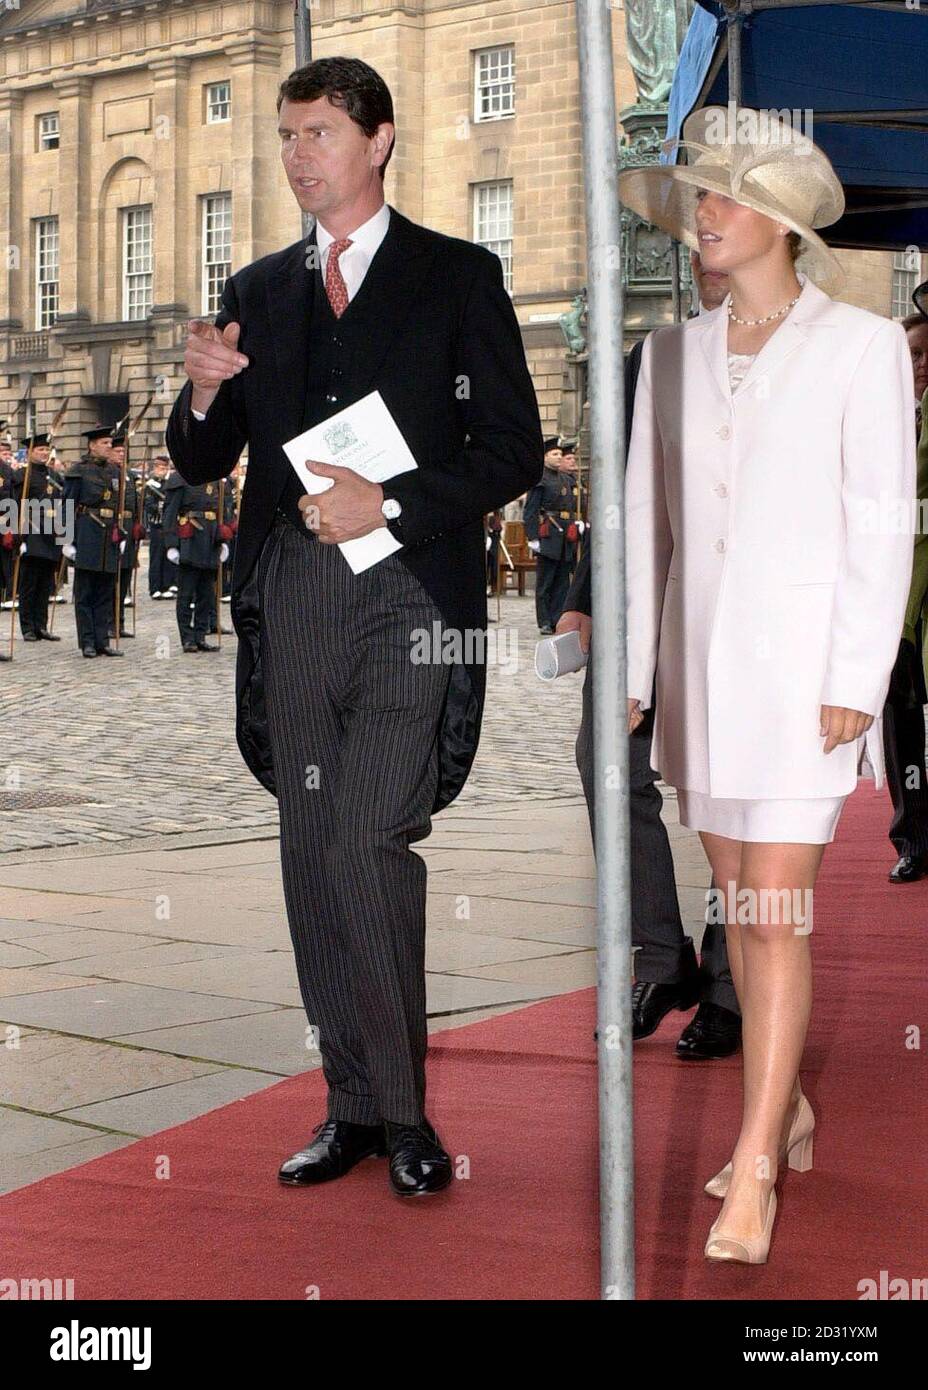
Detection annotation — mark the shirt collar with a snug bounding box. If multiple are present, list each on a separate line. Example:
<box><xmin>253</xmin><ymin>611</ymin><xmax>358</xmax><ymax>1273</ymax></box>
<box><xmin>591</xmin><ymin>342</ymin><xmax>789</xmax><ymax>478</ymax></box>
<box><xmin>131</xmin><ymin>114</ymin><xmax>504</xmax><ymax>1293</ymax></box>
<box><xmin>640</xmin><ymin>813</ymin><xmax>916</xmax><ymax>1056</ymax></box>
<box><xmin>315</xmin><ymin>202</ymin><xmax>391</xmax><ymax>257</ymax></box>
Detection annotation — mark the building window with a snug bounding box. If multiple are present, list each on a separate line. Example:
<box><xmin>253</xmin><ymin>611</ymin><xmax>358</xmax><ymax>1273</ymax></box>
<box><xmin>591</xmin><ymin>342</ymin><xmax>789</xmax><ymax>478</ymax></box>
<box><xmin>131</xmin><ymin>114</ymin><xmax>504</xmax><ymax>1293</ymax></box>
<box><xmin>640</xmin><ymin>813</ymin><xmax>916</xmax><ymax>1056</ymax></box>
<box><xmin>202</xmin><ymin>193</ymin><xmax>232</xmax><ymax>315</ymax></box>
<box><xmin>474</xmin><ymin>182</ymin><xmax>513</xmax><ymax>293</ymax></box>
<box><xmin>474</xmin><ymin>46</ymin><xmax>515</xmax><ymax>122</ymax></box>
<box><xmin>37</xmin><ymin>112</ymin><xmax>60</xmax><ymax>151</ymax></box>
<box><xmin>892</xmin><ymin>250</ymin><xmax>921</xmax><ymax>319</ymax></box>
<box><xmin>35</xmin><ymin>217</ymin><xmax>59</xmax><ymax>329</ymax></box>
<box><xmin>123</xmin><ymin>206</ymin><xmax>153</xmax><ymax>321</ymax></box>
<box><xmin>206</xmin><ymin>81</ymin><xmax>232</xmax><ymax>124</ymax></box>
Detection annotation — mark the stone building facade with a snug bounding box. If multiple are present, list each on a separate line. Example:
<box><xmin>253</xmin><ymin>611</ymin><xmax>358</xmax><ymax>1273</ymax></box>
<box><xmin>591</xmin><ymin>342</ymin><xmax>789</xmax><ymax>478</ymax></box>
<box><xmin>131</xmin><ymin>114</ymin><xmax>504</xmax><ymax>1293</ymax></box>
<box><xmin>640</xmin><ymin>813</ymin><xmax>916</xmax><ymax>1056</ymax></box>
<box><xmin>0</xmin><ymin>0</ymin><xmax>919</xmax><ymax>466</ymax></box>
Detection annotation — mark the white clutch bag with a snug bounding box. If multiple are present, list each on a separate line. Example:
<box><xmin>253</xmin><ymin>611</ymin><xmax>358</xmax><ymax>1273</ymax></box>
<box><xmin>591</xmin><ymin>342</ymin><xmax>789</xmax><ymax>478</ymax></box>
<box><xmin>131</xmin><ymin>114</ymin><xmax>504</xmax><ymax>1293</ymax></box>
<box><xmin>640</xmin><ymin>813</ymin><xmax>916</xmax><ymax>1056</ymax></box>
<box><xmin>534</xmin><ymin>629</ymin><xmax>588</xmax><ymax>681</ymax></box>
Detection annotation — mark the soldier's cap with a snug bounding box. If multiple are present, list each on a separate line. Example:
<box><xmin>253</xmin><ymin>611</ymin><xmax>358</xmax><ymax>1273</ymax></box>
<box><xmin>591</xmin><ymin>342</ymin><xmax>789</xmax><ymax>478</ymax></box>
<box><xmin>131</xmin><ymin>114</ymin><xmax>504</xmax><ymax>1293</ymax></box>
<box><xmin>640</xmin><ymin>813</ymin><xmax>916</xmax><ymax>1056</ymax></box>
<box><xmin>543</xmin><ymin>437</ymin><xmax>562</xmax><ymax>453</ymax></box>
<box><xmin>559</xmin><ymin>439</ymin><xmax>578</xmax><ymax>453</ymax></box>
<box><xmin>109</xmin><ymin>432</ymin><xmax>127</xmax><ymax>447</ymax></box>
<box><xmin>83</xmin><ymin>425</ymin><xmax>114</xmax><ymax>441</ymax></box>
<box><xmin>21</xmin><ymin>432</ymin><xmax>51</xmax><ymax>447</ymax></box>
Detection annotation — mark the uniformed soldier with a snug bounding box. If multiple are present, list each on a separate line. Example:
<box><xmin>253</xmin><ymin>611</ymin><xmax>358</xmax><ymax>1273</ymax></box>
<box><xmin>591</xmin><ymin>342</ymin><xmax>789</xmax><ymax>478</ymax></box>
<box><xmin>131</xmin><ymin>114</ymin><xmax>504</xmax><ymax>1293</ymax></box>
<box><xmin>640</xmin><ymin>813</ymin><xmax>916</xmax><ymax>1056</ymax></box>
<box><xmin>0</xmin><ymin>423</ymin><xmax>15</xmax><ymax>616</ymax></box>
<box><xmin>107</xmin><ymin>429</ymin><xmax>143</xmax><ymax>639</ymax></box>
<box><xmin>143</xmin><ymin>455</ymin><xmax>177</xmax><ymax>598</ymax></box>
<box><xmin>0</xmin><ymin>422</ymin><xmax>14</xmax><ymax>657</ymax></box>
<box><xmin>13</xmin><ymin>432</ymin><xmax>63</xmax><ymax>642</ymax></box>
<box><xmin>523</xmin><ymin>437</ymin><xmax>588</xmax><ymax>633</ymax></box>
<box><xmin>61</xmin><ymin>426</ymin><xmax>124</xmax><ymax>658</ymax></box>
<box><xmin>162</xmin><ymin>473</ymin><xmax>229</xmax><ymax>652</ymax></box>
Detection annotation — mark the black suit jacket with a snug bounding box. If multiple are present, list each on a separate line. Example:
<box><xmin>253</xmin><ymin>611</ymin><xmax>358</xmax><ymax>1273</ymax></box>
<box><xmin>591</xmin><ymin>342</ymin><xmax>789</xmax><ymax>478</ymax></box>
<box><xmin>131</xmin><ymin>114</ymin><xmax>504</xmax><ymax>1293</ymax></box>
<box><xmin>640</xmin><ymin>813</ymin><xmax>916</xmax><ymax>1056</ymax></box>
<box><xmin>564</xmin><ymin>339</ymin><xmax>643</xmax><ymax>616</ymax></box>
<box><xmin>166</xmin><ymin>206</ymin><xmax>543</xmax><ymax>809</ymax></box>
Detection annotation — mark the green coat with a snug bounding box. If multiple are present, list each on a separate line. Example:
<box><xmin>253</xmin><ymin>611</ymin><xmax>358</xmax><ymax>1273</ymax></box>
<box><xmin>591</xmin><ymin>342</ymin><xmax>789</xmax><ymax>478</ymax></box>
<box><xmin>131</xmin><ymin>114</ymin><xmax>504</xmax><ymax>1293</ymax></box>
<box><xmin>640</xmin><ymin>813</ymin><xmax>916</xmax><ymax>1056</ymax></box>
<box><xmin>901</xmin><ymin>386</ymin><xmax>928</xmax><ymax>688</ymax></box>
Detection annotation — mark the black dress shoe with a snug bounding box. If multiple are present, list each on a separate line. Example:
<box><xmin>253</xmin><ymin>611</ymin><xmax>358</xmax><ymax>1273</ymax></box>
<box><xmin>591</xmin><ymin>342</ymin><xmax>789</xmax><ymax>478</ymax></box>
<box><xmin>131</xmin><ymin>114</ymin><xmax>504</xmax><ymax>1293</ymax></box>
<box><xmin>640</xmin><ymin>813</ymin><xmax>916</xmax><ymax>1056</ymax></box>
<box><xmin>196</xmin><ymin>640</ymin><xmax>220</xmax><ymax>652</ymax></box>
<box><xmin>182</xmin><ymin>642</ymin><xmax>199</xmax><ymax>653</ymax></box>
<box><xmin>539</xmin><ymin>623</ymin><xmax>554</xmax><ymax>635</ymax></box>
<box><xmin>22</xmin><ymin>632</ymin><xmax>38</xmax><ymax>642</ymax></box>
<box><xmin>82</xmin><ymin>646</ymin><xmax>97</xmax><ymax>658</ymax></box>
<box><xmin>675</xmin><ymin>1000</ymin><xmax>742</xmax><ymax>1061</ymax></box>
<box><xmin>385</xmin><ymin>1119</ymin><xmax>453</xmax><ymax>1197</ymax></box>
<box><xmin>889</xmin><ymin>854</ymin><xmax>926</xmax><ymax>883</ymax></box>
<box><xmin>96</xmin><ymin>646</ymin><xmax>124</xmax><ymax>657</ymax></box>
<box><xmin>632</xmin><ymin>977</ymin><xmax>699</xmax><ymax>1041</ymax></box>
<box><xmin>277</xmin><ymin>1119</ymin><xmax>387</xmax><ymax>1186</ymax></box>
<box><xmin>37</xmin><ymin>629</ymin><xmax>61</xmax><ymax>641</ymax></box>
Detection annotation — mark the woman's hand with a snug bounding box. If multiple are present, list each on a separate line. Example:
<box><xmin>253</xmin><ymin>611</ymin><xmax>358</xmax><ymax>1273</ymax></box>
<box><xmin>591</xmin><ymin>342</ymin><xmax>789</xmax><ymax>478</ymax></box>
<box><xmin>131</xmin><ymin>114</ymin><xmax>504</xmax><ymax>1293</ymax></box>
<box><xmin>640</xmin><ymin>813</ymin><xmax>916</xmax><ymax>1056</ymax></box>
<box><xmin>820</xmin><ymin>704</ymin><xmax>873</xmax><ymax>754</ymax></box>
<box><xmin>628</xmin><ymin>698</ymin><xmax>644</xmax><ymax>734</ymax></box>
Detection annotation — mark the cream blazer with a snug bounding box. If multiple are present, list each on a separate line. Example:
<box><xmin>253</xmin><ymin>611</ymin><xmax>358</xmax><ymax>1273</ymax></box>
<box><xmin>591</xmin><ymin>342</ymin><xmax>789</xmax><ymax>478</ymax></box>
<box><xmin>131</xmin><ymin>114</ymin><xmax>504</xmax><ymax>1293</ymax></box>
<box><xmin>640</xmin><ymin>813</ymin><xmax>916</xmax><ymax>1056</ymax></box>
<box><xmin>626</xmin><ymin>276</ymin><xmax>916</xmax><ymax>799</ymax></box>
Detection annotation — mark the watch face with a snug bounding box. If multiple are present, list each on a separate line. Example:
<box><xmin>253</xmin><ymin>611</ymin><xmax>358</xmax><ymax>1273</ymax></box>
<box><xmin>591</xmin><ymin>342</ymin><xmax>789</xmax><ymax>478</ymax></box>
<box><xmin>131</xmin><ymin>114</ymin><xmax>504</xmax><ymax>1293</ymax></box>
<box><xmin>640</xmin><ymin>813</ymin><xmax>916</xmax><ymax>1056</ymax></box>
<box><xmin>382</xmin><ymin>498</ymin><xmax>401</xmax><ymax>521</ymax></box>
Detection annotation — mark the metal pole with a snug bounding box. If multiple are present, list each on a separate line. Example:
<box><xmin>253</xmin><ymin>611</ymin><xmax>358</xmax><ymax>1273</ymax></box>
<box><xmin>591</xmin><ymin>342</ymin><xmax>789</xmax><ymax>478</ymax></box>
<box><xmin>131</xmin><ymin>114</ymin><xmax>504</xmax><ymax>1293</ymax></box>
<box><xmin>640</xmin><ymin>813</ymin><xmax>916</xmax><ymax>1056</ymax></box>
<box><xmin>294</xmin><ymin>1</ymin><xmax>314</xmax><ymax>242</ymax></box>
<box><xmin>724</xmin><ymin>1</ymin><xmax>743</xmax><ymax>106</ymax></box>
<box><xmin>577</xmin><ymin>0</ymin><xmax>633</xmax><ymax>1300</ymax></box>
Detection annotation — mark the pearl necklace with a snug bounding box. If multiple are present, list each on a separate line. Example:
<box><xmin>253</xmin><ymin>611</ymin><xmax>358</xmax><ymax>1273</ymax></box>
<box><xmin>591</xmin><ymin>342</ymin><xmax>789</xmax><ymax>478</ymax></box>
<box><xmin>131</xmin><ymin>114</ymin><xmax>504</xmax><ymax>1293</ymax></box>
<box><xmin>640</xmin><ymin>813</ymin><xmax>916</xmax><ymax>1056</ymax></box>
<box><xmin>728</xmin><ymin>291</ymin><xmax>801</xmax><ymax>326</ymax></box>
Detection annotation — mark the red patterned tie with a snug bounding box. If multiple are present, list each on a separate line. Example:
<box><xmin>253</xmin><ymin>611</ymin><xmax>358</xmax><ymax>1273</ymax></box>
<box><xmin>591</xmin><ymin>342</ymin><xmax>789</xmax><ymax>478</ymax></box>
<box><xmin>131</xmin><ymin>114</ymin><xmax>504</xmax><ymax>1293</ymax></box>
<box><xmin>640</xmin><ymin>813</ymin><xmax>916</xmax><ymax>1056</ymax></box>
<box><xmin>325</xmin><ymin>237</ymin><xmax>353</xmax><ymax>318</ymax></box>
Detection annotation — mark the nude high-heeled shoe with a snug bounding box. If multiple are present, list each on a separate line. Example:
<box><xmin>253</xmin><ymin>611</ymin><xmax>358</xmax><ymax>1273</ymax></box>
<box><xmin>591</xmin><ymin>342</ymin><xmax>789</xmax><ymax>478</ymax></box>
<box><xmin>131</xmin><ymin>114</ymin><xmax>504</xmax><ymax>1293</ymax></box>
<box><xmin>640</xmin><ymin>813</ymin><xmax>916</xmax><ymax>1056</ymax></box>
<box><xmin>705</xmin><ymin>1092</ymin><xmax>814</xmax><ymax>1198</ymax></box>
<box><xmin>705</xmin><ymin>1188</ymin><xmax>777</xmax><ymax>1265</ymax></box>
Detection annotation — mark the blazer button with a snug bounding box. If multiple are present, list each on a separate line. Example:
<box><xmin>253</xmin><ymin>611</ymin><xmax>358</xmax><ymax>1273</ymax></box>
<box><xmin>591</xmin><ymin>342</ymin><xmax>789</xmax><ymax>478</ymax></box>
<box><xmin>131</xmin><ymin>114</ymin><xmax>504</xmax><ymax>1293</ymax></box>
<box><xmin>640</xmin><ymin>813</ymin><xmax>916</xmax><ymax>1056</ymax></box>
<box><xmin>717</xmin><ymin>424</ymin><xmax>731</xmax><ymax>440</ymax></box>
<box><xmin>714</xmin><ymin>538</ymin><xmax>726</xmax><ymax>553</ymax></box>
<box><xmin>715</xmin><ymin>483</ymin><xmax>728</xmax><ymax>498</ymax></box>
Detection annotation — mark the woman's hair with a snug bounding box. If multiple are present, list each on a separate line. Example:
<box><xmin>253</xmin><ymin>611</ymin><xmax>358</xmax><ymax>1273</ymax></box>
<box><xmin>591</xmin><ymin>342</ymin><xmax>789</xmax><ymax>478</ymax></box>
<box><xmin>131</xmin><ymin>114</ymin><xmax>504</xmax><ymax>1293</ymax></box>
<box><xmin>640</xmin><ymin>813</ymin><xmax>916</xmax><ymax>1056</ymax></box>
<box><xmin>277</xmin><ymin>57</ymin><xmax>395</xmax><ymax>181</ymax></box>
<box><xmin>785</xmin><ymin>230</ymin><xmax>802</xmax><ymax>263</ymax></box>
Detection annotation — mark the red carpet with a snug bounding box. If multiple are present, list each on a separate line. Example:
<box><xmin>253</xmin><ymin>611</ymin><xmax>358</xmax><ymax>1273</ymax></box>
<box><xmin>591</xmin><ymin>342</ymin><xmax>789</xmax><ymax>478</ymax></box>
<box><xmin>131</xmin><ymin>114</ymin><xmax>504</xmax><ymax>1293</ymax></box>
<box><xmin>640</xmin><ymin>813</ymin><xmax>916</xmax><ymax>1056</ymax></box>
<box><xmin>0</xmin><ymin>781</ymin><xmax>923</xmax><ymax>1299</ymax></box>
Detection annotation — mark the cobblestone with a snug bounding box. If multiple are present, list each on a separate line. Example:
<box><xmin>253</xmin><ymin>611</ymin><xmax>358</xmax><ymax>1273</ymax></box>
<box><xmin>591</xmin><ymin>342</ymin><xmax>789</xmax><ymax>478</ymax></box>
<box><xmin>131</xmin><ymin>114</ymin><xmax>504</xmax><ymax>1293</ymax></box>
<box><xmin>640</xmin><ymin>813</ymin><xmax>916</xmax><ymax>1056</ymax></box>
<box><xmin>0</xmin><ymin>556</ymin><xmax>585</xmax><ymax>853</ymax></box>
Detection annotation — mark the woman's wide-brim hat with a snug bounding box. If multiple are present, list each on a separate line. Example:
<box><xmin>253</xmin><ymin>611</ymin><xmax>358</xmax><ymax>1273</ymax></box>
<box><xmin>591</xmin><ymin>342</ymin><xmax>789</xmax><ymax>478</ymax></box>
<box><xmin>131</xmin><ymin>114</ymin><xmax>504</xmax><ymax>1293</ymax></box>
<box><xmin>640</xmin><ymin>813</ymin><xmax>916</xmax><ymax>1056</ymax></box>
<box><xmin>618</xmin><ymin>106</ymin><xmax>846</xmax><ymax>294</ymax></box>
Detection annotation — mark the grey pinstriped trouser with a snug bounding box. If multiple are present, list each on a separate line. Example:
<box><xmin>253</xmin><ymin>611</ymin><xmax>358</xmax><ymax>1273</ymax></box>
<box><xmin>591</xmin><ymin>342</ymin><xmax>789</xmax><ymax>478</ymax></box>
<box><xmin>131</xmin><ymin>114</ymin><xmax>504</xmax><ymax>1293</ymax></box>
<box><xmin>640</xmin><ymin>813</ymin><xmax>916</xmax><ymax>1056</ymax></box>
<box><xmin>258</xmin><ymin>514</ymin><xmax>451</xmax><ymax>1126</ymax></box>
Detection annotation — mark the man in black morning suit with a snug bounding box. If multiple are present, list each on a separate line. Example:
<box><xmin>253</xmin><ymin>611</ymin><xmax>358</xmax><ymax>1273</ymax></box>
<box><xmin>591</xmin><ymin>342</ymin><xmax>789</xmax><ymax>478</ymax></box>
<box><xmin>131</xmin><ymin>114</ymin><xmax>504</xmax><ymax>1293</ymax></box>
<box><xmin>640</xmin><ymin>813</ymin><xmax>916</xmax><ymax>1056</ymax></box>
<box><xmin>166</xmin><ymin>58</ymin><xmax>542</xmax><ymax>1199</ymax></box>
<box><xmin>558</xmin><ymin>253</ymin><xmax>740</xmax><ymax>1061</ymax></box>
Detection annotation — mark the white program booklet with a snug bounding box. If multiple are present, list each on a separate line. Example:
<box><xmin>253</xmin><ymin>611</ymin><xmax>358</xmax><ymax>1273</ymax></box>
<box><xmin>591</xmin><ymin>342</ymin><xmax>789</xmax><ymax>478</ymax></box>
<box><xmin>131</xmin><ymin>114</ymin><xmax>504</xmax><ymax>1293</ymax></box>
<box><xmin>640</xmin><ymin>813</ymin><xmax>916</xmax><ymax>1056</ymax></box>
<box><xmin>282</xmin><ymin>390</ymin><xmax>418</xmax><ymax>574</ymax></box>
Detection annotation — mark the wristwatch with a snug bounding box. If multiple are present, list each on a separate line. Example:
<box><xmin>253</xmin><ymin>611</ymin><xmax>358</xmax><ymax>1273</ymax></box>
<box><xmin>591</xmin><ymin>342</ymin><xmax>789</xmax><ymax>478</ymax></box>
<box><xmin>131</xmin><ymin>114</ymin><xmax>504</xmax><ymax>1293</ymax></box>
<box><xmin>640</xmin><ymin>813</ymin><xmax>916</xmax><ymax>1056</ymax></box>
<box><xmin>381</xmin><ymin>495</ymin><xmax>403</xmax><ymax>541</ymax></box>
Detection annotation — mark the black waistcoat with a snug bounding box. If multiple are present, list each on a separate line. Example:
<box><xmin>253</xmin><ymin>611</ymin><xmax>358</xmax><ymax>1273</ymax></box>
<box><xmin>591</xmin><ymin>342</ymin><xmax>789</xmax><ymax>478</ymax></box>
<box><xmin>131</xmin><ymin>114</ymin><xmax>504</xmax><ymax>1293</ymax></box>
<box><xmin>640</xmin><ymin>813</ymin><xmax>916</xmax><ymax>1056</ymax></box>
<box><xmin>277</xmin><ymin>266</ymin><xmax>380</xmax><ymax>529</ymax></box>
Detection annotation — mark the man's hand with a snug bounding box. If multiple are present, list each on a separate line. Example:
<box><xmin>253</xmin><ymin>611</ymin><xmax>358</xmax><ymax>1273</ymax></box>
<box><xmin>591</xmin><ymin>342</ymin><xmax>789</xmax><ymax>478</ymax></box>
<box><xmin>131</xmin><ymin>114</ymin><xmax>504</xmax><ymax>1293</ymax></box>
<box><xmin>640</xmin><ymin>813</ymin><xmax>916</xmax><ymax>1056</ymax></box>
<box><xmin>556</xmin><ymin>609</ymin><xmax>592</xmax><ymax>654</ymax></box>
<box><xmin>820</xmin><ymin>704</ymin><xmax>873</xmax><ymax>754</ymax></box>
<box><xmin>166</xmin><ymin>547</ymin><xmax>180</xmax><ymax>565</ymax></box>
<box><xmin>527</xmin><ymin>539</ymin><xmax>540</xmax><ymax>554</ymax></box>
<box><xmin>184</xmin><ymin>319</ymin><xmax>249</xmax><ymax>415</ymax></box>
<box><xmin>299</xmin><ymin>462</ymin><xmax>385</xmax><ymax>544</ymax></box>
<box><xmin>627</xmin><ymin>698</ymin><xmax>644</xmax><ymax>734</ymax></box>
<box><xmin>62</xmin><ymin>543</ymin><xmax>76</xmax><ymax>561</ymax></box>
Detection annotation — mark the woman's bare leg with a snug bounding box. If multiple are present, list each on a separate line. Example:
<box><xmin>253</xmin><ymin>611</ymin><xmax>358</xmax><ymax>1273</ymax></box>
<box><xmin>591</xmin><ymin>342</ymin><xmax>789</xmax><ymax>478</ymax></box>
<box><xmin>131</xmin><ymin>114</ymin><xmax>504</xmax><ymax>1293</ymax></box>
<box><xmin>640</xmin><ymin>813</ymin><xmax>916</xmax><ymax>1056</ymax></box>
<box><xmin>710</xmin><ymin>840</ymin><xmax>822</xmax><ymax>1241</ymax></box>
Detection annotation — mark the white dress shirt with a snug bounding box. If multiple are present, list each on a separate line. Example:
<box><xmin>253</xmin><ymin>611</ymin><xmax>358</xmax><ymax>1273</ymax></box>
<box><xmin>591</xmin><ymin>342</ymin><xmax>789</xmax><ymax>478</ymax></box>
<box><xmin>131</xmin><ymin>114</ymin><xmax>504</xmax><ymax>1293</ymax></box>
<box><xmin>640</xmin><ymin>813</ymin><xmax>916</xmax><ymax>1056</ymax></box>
<box><xmin>191</xmin><ymin>203</ymin><xmax>392</xmax><ymax>420</ymax></box>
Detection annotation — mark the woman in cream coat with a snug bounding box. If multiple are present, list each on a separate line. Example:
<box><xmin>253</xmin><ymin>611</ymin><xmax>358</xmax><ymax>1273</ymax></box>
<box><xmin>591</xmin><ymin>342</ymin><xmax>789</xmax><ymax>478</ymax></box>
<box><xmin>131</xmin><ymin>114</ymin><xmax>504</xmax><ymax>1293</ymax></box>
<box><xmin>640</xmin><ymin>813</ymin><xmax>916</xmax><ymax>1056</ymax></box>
<box><xmin>619</xmin><ymin>108</ymin><xmax>916</xmax><ymax>1265</ymax></box>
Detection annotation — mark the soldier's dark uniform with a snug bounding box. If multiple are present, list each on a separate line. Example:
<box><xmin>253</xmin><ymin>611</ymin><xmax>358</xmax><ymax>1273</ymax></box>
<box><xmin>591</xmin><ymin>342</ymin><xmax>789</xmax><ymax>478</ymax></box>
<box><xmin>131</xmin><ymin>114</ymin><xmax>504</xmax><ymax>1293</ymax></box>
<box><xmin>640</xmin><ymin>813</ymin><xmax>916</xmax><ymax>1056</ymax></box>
<box><xmin>523</xmin><ymin>442</ymin><xmax>588</xmax><ymax>632</ymax></box>
<box><xmin>0</xmin><ymin>426</ymin><xmax>15</xmax><ymax>658</ymax></box>
<box><xmin>207</xmin><ymin>478</ymin><xmax>236</xmax><ymax>635</ymax></box>
<box><xmin>143</xmin><ymin>466</ymin><xmax>178</xmax><ymax>597</ymax></box>
<box><xmin>162</xmin><ymin>474</ymin><xmax>224</xmax><ymax>651</ymax></box>
<box><xmin>14</xmin><ymin>435</ymin><xmax>63</xmax><ymax>641</ymax></box>
<box><xmin>62</xmin><ymin>427</ymin><xmax>123</xmax><ymax>657</ymax></box>
<box><xmin>0</xmin><ymin>433</ymin><xmax>15</xmax><ymax>612</ymax></box>
<box><xmin>109</xmin><ymin>448</ymin><xmax>142</xmax><ymax>638</ymax></box>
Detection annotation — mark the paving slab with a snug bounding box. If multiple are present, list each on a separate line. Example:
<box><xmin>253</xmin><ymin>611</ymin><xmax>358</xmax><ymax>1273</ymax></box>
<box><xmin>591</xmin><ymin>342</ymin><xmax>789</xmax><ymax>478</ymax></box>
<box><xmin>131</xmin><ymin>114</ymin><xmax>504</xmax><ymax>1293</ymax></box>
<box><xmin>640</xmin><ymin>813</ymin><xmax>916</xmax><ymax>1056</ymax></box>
<box><xmin>58</xmin><ymin>1068</ymin><xmax>276</xmax><ymax>1136</ymax></box>
<box><xmin>0</xmin><ymin>982</ymin><xmax>280</xmax><ymax>1037</ymax></box>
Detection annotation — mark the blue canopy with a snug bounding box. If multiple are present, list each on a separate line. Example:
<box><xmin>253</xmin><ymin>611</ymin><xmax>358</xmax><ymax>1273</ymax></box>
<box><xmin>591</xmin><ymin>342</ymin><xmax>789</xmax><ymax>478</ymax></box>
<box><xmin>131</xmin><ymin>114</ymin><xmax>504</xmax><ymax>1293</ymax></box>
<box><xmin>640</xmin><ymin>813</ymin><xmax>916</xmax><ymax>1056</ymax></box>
<box><xmin>664</xmin><ymin>1</ymin><xmax>928</xmax><ymax>250</ymax></box>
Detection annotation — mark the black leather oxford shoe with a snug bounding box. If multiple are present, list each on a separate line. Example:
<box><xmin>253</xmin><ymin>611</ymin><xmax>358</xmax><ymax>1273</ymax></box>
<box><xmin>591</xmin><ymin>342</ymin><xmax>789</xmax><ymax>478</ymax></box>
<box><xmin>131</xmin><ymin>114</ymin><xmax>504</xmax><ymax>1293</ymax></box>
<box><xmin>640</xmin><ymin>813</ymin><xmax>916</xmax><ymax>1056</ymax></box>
<box><xmin>196</xmin><ymin>640</ymin><xmax>220</xmax><ymax>652</ymax></box>
<box><xmin>277</xmin><ymin>1119</ymin><xmax>387</xmax><ymax>1186</ymax></box>
<box><xmin>889</xmin><ymin>854</ymin><xmax>926</xmax><ymax>884</ymax></box>
<box><xmin>385</xmin><ymin>1119</ymin><xmax>453</xmax><ymax>1197</ymax></box>
<box><xmin>37</xmin><ymin>629</ymin><xmax>61</xmax><ymax>641</ymax></box>
<box><xmin>632</xmin><ymin>977</ymin><xmax>699</xmax><ymax>1041</ymax></box>
<box><xmin>82</xmin><ymin>646</ymin><xmax>97</xmax><ymax>658</ymax></box>
<box><xmin>675</xmin><ymin>1000</ymin><xmax>742</xmax><ymax>1060</ymax></box>
<box><xmin>96</xmin><ymin>646</ymin><xmax>124</xmax><ymax>657</ymax></box>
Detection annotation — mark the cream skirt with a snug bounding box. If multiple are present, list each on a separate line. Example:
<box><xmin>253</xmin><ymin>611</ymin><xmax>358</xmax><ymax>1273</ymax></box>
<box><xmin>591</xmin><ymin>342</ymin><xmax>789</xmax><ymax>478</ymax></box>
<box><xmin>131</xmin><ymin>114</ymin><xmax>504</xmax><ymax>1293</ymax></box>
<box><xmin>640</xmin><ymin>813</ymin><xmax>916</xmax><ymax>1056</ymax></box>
<box><xmin>676</xmin><ymin>789</ymin><xmax>846</xmax><ymax>845</ymax></box>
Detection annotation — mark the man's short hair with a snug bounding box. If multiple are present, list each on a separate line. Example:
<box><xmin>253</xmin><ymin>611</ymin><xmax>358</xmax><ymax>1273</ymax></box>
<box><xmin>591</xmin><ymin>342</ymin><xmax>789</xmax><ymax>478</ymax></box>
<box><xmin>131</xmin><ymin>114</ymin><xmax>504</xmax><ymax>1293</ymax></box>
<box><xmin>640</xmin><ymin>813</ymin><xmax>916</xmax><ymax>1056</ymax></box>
<box><xmin>901</xmin><ymin>312</ymin><xmax>928</xmax><ymax>334</ymax></box>
<box><xmin>277</xmin><ymin>57</ymin><xmax>395</xmax><ymax>182</ymax></box>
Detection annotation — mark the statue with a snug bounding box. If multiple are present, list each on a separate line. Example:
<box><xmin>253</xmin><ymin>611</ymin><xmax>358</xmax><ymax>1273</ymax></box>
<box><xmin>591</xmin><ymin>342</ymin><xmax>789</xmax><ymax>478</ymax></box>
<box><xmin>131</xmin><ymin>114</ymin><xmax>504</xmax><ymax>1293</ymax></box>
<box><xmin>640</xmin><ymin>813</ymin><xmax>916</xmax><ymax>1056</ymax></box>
<box><xmin>559</xmin><ymin>292</ymin><xmax>587</xmax><ymax>354</ymax></box>
<box><xmin>625</xmin><ymin>0</ymin><xmax>694</xmax><ymax>108</ymax></box>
